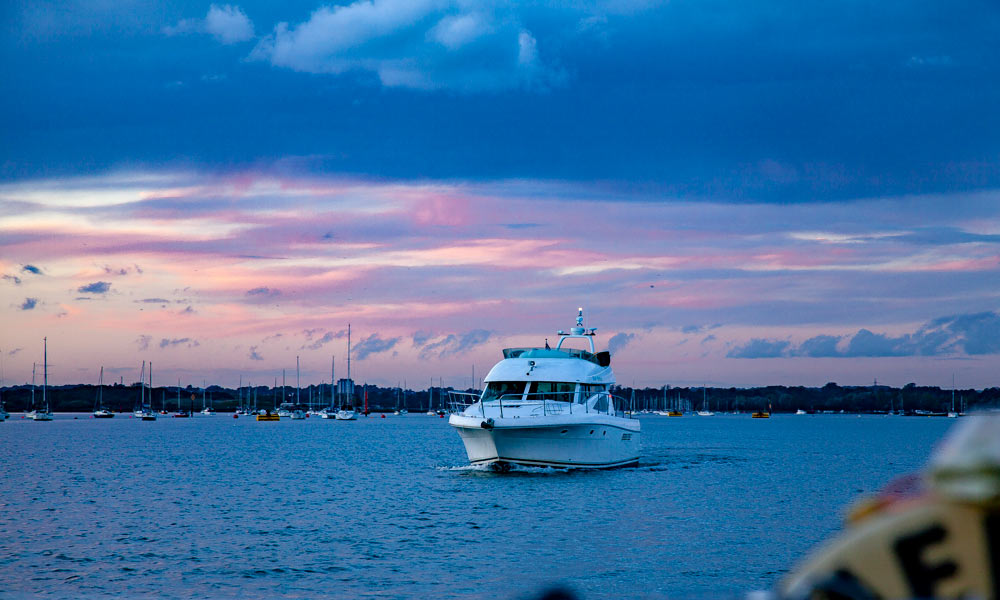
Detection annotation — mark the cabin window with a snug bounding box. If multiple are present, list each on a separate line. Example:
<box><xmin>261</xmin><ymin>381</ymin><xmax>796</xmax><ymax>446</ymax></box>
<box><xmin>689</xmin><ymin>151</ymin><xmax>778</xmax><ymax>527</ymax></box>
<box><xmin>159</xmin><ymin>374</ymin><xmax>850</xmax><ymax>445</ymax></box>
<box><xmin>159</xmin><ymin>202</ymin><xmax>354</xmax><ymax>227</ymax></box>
<box><xmin>481</xmin><ymin>381</ymin><xmax>526</xmax><ymax>402</ymax></box>
<box><xmin>527</xmin><ymin>381</ymin><xmax>577</xmax><ymax>402</ymax></box>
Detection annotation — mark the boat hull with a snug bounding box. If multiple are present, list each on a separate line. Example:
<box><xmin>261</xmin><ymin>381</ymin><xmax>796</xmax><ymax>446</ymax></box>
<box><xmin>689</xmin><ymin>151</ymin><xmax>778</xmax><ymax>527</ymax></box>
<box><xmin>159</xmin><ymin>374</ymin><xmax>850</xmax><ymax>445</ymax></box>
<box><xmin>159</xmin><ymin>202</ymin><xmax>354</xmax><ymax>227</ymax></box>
<box><xmin>450</xmin><ymin>416</ymin><xmax>640</xmax><ymax>469</ymax></box>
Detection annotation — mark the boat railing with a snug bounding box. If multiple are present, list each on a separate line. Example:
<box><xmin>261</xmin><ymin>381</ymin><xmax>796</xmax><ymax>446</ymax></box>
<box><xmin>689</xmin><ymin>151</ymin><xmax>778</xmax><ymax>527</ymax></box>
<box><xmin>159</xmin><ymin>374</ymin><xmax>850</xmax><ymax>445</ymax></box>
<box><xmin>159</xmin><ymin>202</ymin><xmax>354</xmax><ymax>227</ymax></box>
<box><xmin>456</xmin><ymin>391</ymin><xmax>634</xmax><ymax>420</ymax></box>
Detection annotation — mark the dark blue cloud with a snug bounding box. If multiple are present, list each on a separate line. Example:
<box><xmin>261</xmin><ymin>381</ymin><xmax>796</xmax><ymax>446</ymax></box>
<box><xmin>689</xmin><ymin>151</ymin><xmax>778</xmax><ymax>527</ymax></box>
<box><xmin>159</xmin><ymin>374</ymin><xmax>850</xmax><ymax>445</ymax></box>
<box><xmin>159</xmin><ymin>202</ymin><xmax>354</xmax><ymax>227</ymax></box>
<box><xmin>22</xmin><ymin>264</ymin><xmax>42</xmax><ymax>274</ymax></box>
<box><xmin>730</xmin><ymin>311</ymin><xmax>1000</xmax><ymax>358</ymax></box>
<box><xmin>607</xmin><ymin>332</ymin><xmax>636</xmax><ymax>355</ymax></box>
<box><xmin>20</xmin><ymin>297</ymin><xmax>37</xmax><ymax>310</ymax></box>
<box><xmin>727</xmin><ymin>338</ymin><xmax>791</xmax><ymax>359</ymax></box>
<box><xmin>5</xmin><ymin>1</ymin><xmax>1000</xmax><ymax>201</ymax></box>
<box><xmin>353</xmin><ymin>333</ymin><xmax>401</xmax><ymax>360</ymax></box>
<box><xmin>78</xmin><ymin>281</ymin><xmax>111</xmax><ymax>294</ymax></box>
<box><xmin>796</xmin><ymin>334</ymin><xmax>843</xmax><ymax>357</ymax></box>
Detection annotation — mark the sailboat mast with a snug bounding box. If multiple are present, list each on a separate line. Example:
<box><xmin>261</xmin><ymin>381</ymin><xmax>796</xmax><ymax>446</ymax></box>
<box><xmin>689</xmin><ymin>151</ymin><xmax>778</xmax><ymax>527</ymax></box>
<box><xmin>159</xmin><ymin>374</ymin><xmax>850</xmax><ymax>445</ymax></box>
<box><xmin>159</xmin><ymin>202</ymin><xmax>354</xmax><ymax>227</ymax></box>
<box><xmin>149</xmin><ymin>361</ymin><xmax>152</xmax><ymax>411</ymax></box>
<box><xmin>347</xmin><ymin>324</ymin><xmax>351</xmax><ymax>382</ymax></box>
<box><xmin>43</xmin><ymin>336</ymin><xmax>48</xmax><ymax>410</ymax></box>
<box><xmin>296</xmin><ymin>355</ymin><xmax>300</xmax><ymax>405</ymax></box>
<box><xmin>331</xmin><ymin>355</ymin><xmax>335</xmax><ymax>409</ymax></box>
<box><xmin>31</xmin><ymin>362</ymin><xmax>36</xmax><ymax>410</ymax></box>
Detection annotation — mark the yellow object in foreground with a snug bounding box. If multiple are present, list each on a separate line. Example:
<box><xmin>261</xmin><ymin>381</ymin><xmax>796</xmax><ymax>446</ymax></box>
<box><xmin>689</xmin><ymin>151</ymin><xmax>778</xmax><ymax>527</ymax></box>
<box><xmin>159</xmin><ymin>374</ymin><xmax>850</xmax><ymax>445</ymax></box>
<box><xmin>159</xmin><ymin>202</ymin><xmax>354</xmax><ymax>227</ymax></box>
<box><xmin>256</xmin><ymin>413</ymin><xmax>279</xmax><ymax>421</ymax></box>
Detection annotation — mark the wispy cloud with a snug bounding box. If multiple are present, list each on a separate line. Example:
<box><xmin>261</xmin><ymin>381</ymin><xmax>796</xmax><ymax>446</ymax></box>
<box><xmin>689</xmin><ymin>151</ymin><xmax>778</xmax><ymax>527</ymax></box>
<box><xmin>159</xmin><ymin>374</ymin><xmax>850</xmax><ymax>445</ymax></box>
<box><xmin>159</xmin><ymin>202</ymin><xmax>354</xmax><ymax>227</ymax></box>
<box><xmin>353</xmin><ymin>333</ymin><xmax>401</xmax><ymax>360</ymax></box>
<box><xmin>248</xmin><ymin>346</ymin><xmax>263</xmax><ymax>361</ymax></box>
<box><xmin>419</xmin><ymin>329</ymin><xmax>491</xmax><ymax>359</ymax></box>
<box><xmin>160</xmin><ymin>337</ymin><xmax>199</xmax><ymax>349</ymax></box>
<box><xmin>136</xmin><ymin>335</ymin><xmax>152</xmax><ymax>351</ymax></box>
<box><xmin>20</xmin><ymin>297</ymin><xmax>38</xmax><ymax>310</ymax></box>
<box><xmin>2</xmin><ymin>274</ymin><xmax>21</xmax><ymax>285</ymax></box>
<box><xmin>8</xmin><ymin>348</ymin><xmax>22</xmax><ymax>356</ymax></box>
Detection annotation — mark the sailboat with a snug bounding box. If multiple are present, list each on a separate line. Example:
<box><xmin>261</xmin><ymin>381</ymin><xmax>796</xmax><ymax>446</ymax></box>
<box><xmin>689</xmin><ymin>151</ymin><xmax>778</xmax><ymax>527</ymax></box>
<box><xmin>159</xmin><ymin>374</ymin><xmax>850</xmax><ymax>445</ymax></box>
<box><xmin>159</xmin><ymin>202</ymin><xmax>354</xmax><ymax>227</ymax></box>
<box><xmin>948</xmin><ymin>374</ymin><xmax>959</xmax><ymax>418</ymax></box>
<box><xmin>696</xmin><ymin>386</ymin><xmax>714</xmax><ymax>416</ymax></box>
<box><xmin>93</xmin><ymin>366</ymin><xmax>114</xmax><ymax>418</ymax></box>
<box><xmin>200</xmin><ymin>381</ymin><xmax>215</xmax><ymax>415</ymax></box>
<box><xmin>32</xmin><ymin>337</ymin><xmax>54</xmax><ymax>421</ymax></box>
<box><xmin>0</xmin><ymin>357</ymin><xmax>8</xmax><ymax>421</ymax></box>
<box><xmin>25</xmin><ymin>362</ymin><xmax>37</xmax><ymax>418</ymax></box>
<box><xmin>335</xmin><ymin>327</ymin><xmax>358</xmax><ymax>420</ymax></box>
<box><xmin>140</xmin><ymin>362</ymin><xmax>157</xmax><ymax>420</ymax></box>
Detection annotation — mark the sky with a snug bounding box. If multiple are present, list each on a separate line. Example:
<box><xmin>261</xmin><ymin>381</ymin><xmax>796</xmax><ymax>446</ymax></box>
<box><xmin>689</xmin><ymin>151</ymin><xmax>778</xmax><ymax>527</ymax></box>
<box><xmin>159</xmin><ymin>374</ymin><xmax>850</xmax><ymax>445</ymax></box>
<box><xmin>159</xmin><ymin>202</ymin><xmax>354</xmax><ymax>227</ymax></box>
<box><xmin>2</xmin><ymin>1</ymin><xmax>999</xmax><ymax>389</ymax></box>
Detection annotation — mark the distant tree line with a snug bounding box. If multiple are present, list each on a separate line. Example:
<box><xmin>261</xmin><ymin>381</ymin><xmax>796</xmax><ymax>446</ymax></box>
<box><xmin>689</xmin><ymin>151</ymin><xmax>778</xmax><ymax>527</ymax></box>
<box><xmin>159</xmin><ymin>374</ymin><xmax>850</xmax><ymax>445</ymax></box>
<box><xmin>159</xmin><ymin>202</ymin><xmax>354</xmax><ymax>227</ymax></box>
<box><xmin>2</xmin><ymin>380</ymin><xmax>997</xmax><ymax>414</ymax></box>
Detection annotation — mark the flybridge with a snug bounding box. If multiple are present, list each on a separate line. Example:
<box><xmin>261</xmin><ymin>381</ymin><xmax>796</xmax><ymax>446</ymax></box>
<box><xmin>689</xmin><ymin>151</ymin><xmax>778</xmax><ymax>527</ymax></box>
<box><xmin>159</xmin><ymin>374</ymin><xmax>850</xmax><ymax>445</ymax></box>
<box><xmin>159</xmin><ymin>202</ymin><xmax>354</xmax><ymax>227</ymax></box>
<box><xmin>501</xmin><ymin>308</ymin><xmax>612</xmax><ymax>367</ymax></box>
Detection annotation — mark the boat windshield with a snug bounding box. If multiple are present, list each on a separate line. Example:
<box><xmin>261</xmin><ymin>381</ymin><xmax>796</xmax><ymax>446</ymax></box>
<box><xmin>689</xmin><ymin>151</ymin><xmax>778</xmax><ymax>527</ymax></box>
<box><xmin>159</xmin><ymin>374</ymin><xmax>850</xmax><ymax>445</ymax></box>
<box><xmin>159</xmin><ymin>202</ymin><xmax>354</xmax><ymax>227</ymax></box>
<box><xmin>481</xmin><ymin>381</ymin><xmax>526</xmax><ymax>402</ymax></box>
<box><xmin>527</xmin><ymin>381</ymin><xmax>577</xmax><ymax>402</ymax></box>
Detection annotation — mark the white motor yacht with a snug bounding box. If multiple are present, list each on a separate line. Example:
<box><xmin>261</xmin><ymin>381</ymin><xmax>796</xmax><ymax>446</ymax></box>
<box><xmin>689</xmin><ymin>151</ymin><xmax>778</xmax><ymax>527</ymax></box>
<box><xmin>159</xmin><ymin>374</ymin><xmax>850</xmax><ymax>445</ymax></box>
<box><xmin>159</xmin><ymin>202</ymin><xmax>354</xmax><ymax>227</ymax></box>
<box><xmin>449</xmin><ymin>309</ymin><xmax>640</xmax><ymax>470</ymax></box>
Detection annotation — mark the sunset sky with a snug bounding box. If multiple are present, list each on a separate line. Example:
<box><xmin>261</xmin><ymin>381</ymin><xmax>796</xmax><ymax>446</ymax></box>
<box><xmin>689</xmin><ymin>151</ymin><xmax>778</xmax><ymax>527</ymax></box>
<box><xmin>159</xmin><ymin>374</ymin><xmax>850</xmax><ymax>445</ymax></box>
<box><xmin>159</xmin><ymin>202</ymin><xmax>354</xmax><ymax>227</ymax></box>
<box><xmin>2</xmin><ymin>1</ymin><xmax>999</xmax><ymax>389</ymax></box>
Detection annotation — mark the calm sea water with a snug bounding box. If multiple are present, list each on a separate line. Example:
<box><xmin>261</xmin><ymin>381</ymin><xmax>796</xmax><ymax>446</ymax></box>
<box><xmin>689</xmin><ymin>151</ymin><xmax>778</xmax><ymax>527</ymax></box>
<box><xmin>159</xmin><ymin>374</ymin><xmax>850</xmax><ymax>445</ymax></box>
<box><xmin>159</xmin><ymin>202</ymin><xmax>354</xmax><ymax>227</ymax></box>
<box><xmin>1</xmin><ymin>413</ymin><xmax>953</xmax><ymax>599</ymax></box>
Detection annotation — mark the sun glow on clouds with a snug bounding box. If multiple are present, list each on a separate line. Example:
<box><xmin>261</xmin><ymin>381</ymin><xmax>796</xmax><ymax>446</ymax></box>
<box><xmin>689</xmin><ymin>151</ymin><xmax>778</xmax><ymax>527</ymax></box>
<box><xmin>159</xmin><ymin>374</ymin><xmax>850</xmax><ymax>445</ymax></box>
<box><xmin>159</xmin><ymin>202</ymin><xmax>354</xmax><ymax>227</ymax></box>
<box><xmin>2</xmin><ymin>171</ymin><xmax>1000</xmax><ymax>387</ymax></box>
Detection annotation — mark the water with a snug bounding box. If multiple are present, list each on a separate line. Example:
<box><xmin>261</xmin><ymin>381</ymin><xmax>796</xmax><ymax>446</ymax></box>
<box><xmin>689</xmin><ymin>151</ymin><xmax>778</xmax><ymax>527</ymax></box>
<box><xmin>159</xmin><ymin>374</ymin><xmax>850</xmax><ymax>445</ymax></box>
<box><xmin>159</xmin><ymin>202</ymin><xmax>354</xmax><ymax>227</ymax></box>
<box><xmin>1</xmin><ymin>413</ymin><xmax>952</xmax><ymax>599</ymax></box>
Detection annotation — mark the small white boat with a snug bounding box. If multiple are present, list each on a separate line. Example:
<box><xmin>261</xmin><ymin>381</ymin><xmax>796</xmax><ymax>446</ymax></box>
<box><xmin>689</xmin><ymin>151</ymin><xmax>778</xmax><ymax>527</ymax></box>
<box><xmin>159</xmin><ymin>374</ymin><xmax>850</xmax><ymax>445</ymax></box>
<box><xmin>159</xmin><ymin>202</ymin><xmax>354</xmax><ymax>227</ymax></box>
<box><xmin>795</xmin><ymin>409</ymin><xmax>807</xmax><ymax>415</ymax></box>
<box><xmin>200</xmin><ymin>408</ymin><xmax>216</xmax><ymax>416</ymax></box>
<box><xmin>449</xmin><ymin>309</ymin><xmax>640</xmax><ymax>470</ymax></box>
<box><xmin>335</xmin><ymin>409</ymin><xmax>358</xmax><ymax>420</ymax></box>
<box><xmin>290</xmin><ymin>409</ymin><xmax>306</xmax><ymax>420</ymax></box>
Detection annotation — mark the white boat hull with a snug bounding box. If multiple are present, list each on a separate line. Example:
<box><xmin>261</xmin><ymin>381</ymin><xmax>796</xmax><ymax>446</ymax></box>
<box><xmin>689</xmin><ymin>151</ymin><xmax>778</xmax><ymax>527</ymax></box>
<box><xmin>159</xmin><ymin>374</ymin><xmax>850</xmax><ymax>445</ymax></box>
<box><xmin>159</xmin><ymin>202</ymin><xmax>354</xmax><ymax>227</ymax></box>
<box><xmin>335</xmin><ymin>411</ymin><xmax>358</xmax><ymax>420</ymax></box>
<box><xmin>450</xmin><ymin>414</ymin><xmax>640</xmax><ymax>469</ymax></box>
<box><xmin>32</xmin><ymin>412</ymin><xmax>54</xmax><ymax>421</ymax></box>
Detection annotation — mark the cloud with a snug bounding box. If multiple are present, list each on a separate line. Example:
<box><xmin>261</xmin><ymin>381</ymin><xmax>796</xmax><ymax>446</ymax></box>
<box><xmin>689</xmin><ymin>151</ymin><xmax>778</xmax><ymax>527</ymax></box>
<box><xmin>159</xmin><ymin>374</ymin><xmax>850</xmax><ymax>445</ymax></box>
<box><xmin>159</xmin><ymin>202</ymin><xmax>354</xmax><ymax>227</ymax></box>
<box><xmin>246</xmin><ymin>286</ymin><xmax>280</xmax><ymax>301</ymax></box>
<box><xmin>140</xmin><ymin>298</ymin><xmax>170</xmax><ymax>304</ymax></box>
<box><xmin>730</xmin><ymin>312</ymin><xmax>1000</xmax><ymax>359</ymax></box>
<box><xmin>22</xmin><ymin>264</ymin><xmax>42</xmax><ymax>275</ymax></box>
<box><xmin>249</xmin><ymin>346</ymin><xmax>264</xmax><ymax>361</ymax></box>
<box><xmin>795</xmin><ymin>334</ymin><xmax>842</xmax><ymax>357</ymax></box>
<box><xmin>353</xmin><ymin>333</ymin><xmax>401</xmax><ymax>360</ymax></box>
<box><xmin>412</xmin><ymin>330</ymin><xmax>434</xmax><ymax>347</ymax></box>
<box><xmin>78</xmin><ymin>281</ymin><xmax>111</xmax><ymax>294</ymax></box>
<box><xmin>727</xmin><ymin>338</ymin><xmax>791</xmax><ymax>359</ymax></box>
<box><xmin>136</xmin><ymin>335</ymin><xmax>152</xmax><ymax>351</ymax></box>
<box><xmin>302</xmin><ymin>328</ymin><xmax>347</xmax><ymax>350</ymax></box>
<box><xmin>607</xmin><ymin>332</ymin><xmax>636</xmax><ymax>355</ymax></box>
<box><xmin>8</xmin><ymin>348</ymin><xmax>22</xmax><ymax>356</ymax></box>
<box><xmin>2</xmin><ymin>274</ymin><xmax>21</xmax><ymax>285</ymax></box>
<box><xmin>304</xmin><ymin>331</ymin><xmax>335</xmax><ymax>350</ymax></box>
<box><xmin>164</xmin><ymin>4</ymin><xmax>254</xmax><ymax>44</ymax></box>
<box><xmin>179</xmin><ymin>305</ymin><xmax>196</xmax><ymax>315</ymax></box>
<box><xmin>249</xmin><ymin>0</ymin><xmax>560</xmax><ymax>92</ymax></box>
<box><xmin>159</xmin><ymin>337</ymin><xmax>199</xmax><ymax>349</ymax></box>
<box><xmin>20</xmin><ymin>297</ymin><xmax>38</xmax><ymax>310</ymax></box>
<box><xmin>419</xmin><ymin>329</ymin><xmax>491</xmax><ymax>359</ymax></box>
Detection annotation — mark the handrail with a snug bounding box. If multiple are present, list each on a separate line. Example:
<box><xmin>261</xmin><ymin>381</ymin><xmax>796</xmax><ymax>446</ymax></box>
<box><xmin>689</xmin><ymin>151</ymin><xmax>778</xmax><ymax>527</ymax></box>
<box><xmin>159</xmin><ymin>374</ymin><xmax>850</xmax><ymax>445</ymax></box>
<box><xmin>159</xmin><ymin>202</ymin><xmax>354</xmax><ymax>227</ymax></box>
<box><xmin>451</xmin><ymin>390</ymin><xmax>634</xmax><ymax>419</ymax></box>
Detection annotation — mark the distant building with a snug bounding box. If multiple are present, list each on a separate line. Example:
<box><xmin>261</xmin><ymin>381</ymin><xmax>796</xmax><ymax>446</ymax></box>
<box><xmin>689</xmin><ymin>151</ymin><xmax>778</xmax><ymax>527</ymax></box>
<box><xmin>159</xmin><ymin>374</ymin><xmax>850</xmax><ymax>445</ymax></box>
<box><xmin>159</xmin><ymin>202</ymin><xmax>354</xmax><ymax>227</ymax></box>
<box><xmin>337</xmin><ymin>378</ymin><xmax>355</xmax><ymax>398</ymax></box>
